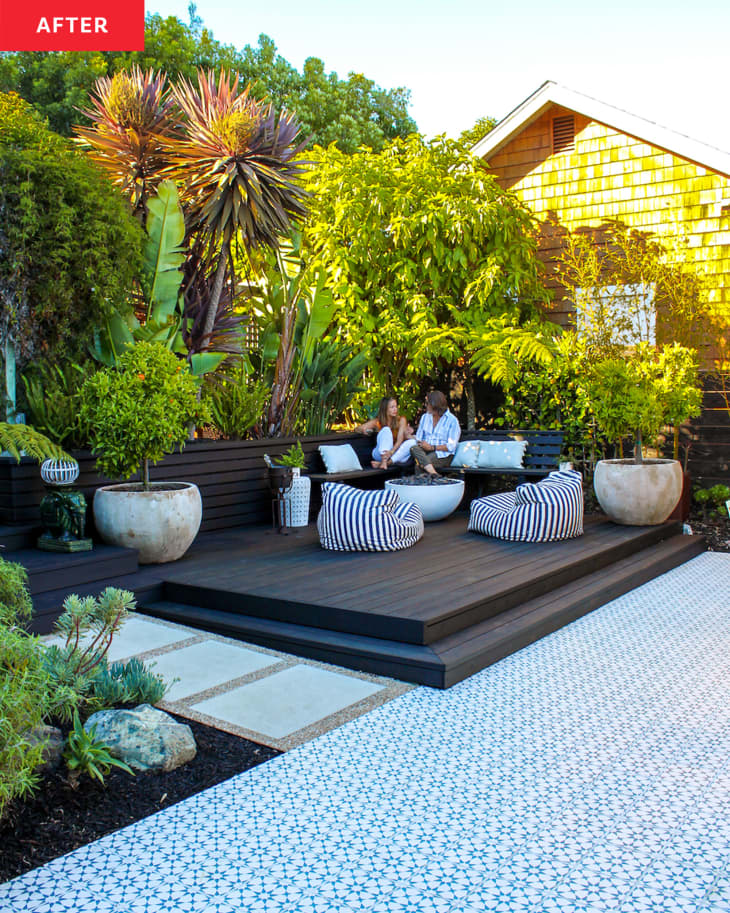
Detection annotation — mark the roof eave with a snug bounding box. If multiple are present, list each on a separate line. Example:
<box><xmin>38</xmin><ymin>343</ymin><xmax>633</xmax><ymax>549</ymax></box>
<box><xmin>470</xmin><ymin>81</ymin><xmax>730</xmax><ymax>179</ymax></box>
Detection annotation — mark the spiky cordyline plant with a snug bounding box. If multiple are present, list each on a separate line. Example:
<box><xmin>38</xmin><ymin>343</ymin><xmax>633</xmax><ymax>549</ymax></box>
<box><xmin>163</xmin><ymin>70</ymin><xmax>308</xmax><ymax>349</ymax></box>
<box><xmin>75</xmin><ymin>66</ymin><xmax>175</xmax><ymax>221</ymax></box>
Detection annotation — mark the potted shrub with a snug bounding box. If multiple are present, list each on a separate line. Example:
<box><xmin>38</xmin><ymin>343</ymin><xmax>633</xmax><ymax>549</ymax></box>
<box><xmin>590</xmin><ymin>345</ymin><xmax>698</xmax><ymax>526</ymax></box>
<box><xmin>81</xmin><ymin>342</ymin><xmax>209</xmax><ymax>562</ymax></box>
<box><xmin>270</xmin><ymin>441</ymin><xmax>310</xmax><ymax>528</ymax></box>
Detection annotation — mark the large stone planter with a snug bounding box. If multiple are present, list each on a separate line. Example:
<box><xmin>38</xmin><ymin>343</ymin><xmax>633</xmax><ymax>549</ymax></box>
<box><xmin>93</xmin><ymin>482</ymin><xmax>202</xmax><ymax>563</ymax></box>
<box><xmin>593</xmin><ymin>459</ymin><xmax>682</xmax><ymax>526</ymax></box>
<box><xmin>385</xmin><ymin>477</ymin><xmax>464</xmax><ymax>522</ymax></box>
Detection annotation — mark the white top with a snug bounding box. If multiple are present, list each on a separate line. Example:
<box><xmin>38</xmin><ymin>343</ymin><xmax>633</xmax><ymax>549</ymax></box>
<box><xmin>416</xmin><ymin>409</ymin><xmax>461</xmax><ymax>456</ymax></box>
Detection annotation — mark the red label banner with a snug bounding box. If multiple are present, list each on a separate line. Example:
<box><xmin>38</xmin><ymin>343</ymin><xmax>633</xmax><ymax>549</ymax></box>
<box><xmin>0</xmin><ymin>1</ymin><xmax>145</xmax><ymax>51</ymax></box>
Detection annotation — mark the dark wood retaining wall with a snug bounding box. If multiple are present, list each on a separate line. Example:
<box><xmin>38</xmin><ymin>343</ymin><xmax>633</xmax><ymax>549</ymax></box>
<box><xmin>0</xmin><ymin>432</ymin><xmax>377</xmax><ymax>533</ymax></box>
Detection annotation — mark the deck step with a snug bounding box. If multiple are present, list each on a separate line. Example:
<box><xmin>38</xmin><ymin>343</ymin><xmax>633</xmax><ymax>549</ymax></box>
<box><xmin>30</xmin><ymin>573</ymin><xmax>163</xmax><ymax>635</ymax></box>
<box><xmin>141</xmin><ymin>533</ymin><xmax>705</xmax><ymax>688</ymax></box>
<box><xmin>140</xmin><ymin>599</ymin><xmax>444</xmax><ymax>687</ymax></box>
<box><xmin>11</xmin><ymin>544</ymin><xmax>140</xmax><ymax>596</ymax></box>
<box><xmin>161</xmin><ymin>521</ymin><xmax>682</xmax><ymax>645</ymax></box>
<box><xmin>0</xmin><ymin>522</ymin><xmax>41</xmax><ymax>551</ymax></box>
<box><xmin>435</xmin><ymin>533</ymin><xmax>706</xmax><ymax>687</ymax></box>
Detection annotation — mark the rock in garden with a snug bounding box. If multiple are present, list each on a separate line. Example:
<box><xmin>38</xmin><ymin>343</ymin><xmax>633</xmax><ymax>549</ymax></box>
<box><xmin>84</xmin><ymin>704</ymin><xmax>196</xmax><ymax>772</ymax></box>
<box><xmin>26</xmin><ymin>725</ymin><xmax>64</xmax><ymax>774</ymax></box>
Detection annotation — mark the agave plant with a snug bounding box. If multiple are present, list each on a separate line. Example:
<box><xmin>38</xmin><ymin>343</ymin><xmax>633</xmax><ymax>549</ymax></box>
<box><xmin>76</xmin><ymin>66</ymin><xmax>175</xmax><ymax>221</ymax></box>
<box><xmin>163</xmin><ymin>70</ymin><xmax>308</xmax><ymax>350</ymax></box>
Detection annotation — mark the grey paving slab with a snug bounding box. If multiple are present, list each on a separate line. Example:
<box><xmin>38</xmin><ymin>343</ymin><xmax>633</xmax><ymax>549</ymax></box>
<box><xmin>190</xmin><ymin>663</ymin><xmax>383</xmax><ymax>738</ymax></box>
<box><xmin>148</xmin><ymin>640</ymin><xmax>279</xmax><ymax>701</ymax></box>
<box><xmin>44</xmin><ymin>615</ymin><xmax>194</xmax><ymax>663</ymax></box>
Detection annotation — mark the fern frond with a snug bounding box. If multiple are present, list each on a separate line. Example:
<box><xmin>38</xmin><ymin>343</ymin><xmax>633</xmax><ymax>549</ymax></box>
<box><xmin>0</xmin><ymin>423</ymin><xmax>69</xmax><ymax>463</ymax></box>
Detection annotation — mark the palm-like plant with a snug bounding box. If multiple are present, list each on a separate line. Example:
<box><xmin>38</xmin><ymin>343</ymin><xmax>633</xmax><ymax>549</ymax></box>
<box><xmin>163</xmin><ymin>70</ymin><xmax>308</xmax><ymax>350</ymax></box>
<box><xmin>76</xmin><ymin>66</ymin><xmax>175</xmax><ymax>221</ymax></box>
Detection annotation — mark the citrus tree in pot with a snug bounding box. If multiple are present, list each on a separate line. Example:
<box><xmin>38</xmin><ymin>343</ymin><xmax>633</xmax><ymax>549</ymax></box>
<box><xmin>590</xmin><ymin>344</ymin><xmax>700</xmax><ymax>526</ymax></box>
<box><xmin>81</xmin><ymin>341</ymin><xmax>209</xmax><ymax>562</ymax></box>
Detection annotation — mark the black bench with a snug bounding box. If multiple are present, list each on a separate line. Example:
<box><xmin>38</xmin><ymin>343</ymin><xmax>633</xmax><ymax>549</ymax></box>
<box><xmin>308</xmin><ymin>433</ymin><xmax>405</xmax><ymax>487</ymax></box>
<box><xmin>442</xmin><ymin>429</ymin><xmax>565</xmax><ymax>491</ymax></box>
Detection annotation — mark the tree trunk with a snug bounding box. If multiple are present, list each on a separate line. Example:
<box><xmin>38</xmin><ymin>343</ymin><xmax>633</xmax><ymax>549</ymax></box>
<box><xmin>634</xmin><ymin>429</ymin><xmax>643</xmax><ymax>464</ymax></box>
<box><xmin>142</xmin><ymin>459</ymin><xmax>150</xmax><ymax>491</ymax></box>
<box><xmin>464</xmin><ymin>367</ymin><xmax>476</xmax><ymax>431</ymax></box>
<box><xmin>202</xmin><ymin>242</ymin><xmax>230</xmax><ymax>350</ymax></box>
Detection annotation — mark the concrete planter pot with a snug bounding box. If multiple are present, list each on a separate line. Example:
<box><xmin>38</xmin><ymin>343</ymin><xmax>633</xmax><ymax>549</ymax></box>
<box><xmin>593</xmin><ymin>459</ymin><xmax>683</xmax><ymax>526</ymax></box>
<box><xmin>385</xmin><ymin>477</ymin><xmax>464</xmax><ymax>522</ymax></box>
<box><xmin>93</xmin><ymin>482</ymin><xmax>202</xmax><ymax>564</ymax></box>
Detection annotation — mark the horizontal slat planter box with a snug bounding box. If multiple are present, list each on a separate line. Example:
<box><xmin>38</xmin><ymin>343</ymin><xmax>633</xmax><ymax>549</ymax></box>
<box><xmin>0</xmin><ymin>432</ymin><xmax>376</xmax><ymax>532</ymax></box>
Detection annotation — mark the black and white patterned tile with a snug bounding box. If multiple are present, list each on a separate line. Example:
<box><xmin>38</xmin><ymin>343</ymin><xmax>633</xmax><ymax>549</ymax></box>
<box><xmin>4</xmin><ymin>553</ymin><xmax>730</xmax><ymax>913</ymax></box>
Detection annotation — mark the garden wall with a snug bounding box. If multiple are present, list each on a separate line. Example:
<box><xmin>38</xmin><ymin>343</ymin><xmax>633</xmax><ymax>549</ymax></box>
<box><xmin>686</xmin><ymin>374</ymin><xmax>730</xmax><ymax>487</ymax></box>
<box><xmin>0</xmin><ymin>432</ymin><xmax>375</xmax><ymax>533</ymax></box>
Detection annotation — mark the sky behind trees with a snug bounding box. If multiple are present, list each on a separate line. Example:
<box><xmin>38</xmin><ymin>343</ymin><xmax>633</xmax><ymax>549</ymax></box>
<box><xmin>149</xmin><ymin>0</ymin><xmax>730</xmax><ymax>153</ymax></box>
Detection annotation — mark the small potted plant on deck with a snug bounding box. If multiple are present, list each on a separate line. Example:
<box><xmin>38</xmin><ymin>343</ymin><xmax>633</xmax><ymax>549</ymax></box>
<box><xmin>81</xmin><ymin>341</ymin><xmax>209</xmax><ymax>562</ymax></box>
<box><xmin>271</xmin><ymin>440</ymin><xmax>310</xmax><ymax>527</ymax></box>
<box><xmin>590</xmin><ymin>344</ymin><xmax>700</xmax><ymax>526</ymax></box>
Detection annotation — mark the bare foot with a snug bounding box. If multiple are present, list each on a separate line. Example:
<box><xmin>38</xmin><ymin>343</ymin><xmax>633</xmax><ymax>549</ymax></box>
<box><xmin>371</xmin><ymin>460</ymin><xmax>380</xmax><ymax>469</ymax></box>
<box><xmin>424</xmin><ymin>464</ymin><xmax>439</xmax><ymax>477</ymax></box>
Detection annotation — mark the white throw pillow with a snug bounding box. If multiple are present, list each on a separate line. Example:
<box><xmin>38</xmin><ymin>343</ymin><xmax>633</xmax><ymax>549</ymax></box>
<box><xmin>451</xmin><ymin>440</ymin><xmax>482</xmax><ymax>468</ymax></box>
<box><xmin>318</xmin><ymin>444</ymin><xmax>363</xmax><ymax>473</ymax></box>
<box><xmin>476</xmin><ymin>439</ymin><xmax>528</xmax><ymax>469</ymax></box>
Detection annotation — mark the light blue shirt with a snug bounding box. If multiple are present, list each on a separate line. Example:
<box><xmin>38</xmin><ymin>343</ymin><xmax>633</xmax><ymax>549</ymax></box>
<box><xmin>416</xmin><ymin>409</ymin><xmax>461</xmax><ymax>456</ymax></box>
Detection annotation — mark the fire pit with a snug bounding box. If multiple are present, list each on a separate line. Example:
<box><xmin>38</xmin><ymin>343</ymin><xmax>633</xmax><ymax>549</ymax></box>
<box><xmin>385</xmin><ymin>476</ymin><xmax>465</xmax><ymax>522</ymax></box>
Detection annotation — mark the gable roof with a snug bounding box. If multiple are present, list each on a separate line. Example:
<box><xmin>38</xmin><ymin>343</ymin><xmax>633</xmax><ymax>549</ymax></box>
<box><xmin>471</xmin><ymin>81</ymin><xmax>730</xmax><ymax>179</ymax></box>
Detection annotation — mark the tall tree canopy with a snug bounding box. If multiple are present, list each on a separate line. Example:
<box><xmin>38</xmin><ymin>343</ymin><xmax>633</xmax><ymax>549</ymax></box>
<box><xmin>301</xmin><ymin>136</ymin><xmax>548</xmax><ymax>402</ymax></box>
<box><xmin>0</xmin><ymin>92</ymin><xmax>142</xmax><ymax>370</ymax></box>
<box><xmin>459</xmin><ymin>115</ymin><xmax>498</xmax><ymax>148</ymax></box>
<box><xmin>0</xmin><ymin>13</ymin><xmax>416</xmax><ymax>152</ymax></box>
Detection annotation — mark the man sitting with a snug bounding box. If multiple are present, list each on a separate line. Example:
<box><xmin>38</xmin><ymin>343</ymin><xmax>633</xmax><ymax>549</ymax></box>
<box><xmin>411</xmin><ymin>391</ymin><xmax>461</xmax><ymax>477</ymax></box>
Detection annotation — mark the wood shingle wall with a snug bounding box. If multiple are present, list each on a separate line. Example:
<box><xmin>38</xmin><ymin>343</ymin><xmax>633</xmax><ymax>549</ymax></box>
<box><xmin>485</xmin><ymin>105</ymin><xmax>730</xmax><ymax>365</ymax></box>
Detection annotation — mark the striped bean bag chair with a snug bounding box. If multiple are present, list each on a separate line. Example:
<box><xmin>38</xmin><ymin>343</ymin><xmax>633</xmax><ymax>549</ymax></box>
<box><xmin>317</xmin><ymin>482</ymin><xmax>425</xmax><ymax>552</ymax></box>
<box><xmin>468</xmin><ymin>469</ymin><xmax>584</xmax><ymax>542</ymax></box>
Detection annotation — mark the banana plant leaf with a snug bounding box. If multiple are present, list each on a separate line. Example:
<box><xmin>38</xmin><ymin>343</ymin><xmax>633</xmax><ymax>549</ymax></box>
<box><xmin>190</xmin><ymin>352</ymin><xmax>227</xmax><ymax>376</ymax></box>
<box><xmin>142</xmin><ymin>180</ymin><xmax>186</xmax><ymax>324</ymax></box>
<box><xmin>88</xmin><ymin>310</ymin><xmax>138</xmax><ymax>366</ymax></box>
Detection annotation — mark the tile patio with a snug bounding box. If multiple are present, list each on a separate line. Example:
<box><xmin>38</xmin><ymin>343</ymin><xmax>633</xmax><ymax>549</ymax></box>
<box><xmin>7</xmin><ymin>551</ymin><xmax>730</xmax><ymax>913</ymax></box>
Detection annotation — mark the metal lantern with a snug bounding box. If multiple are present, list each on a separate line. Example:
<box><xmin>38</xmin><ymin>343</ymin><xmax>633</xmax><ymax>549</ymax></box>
<box><xmin>40</xmin><ymin>459</ymin><xmax>80</xmax><ymax>486</ymax></box>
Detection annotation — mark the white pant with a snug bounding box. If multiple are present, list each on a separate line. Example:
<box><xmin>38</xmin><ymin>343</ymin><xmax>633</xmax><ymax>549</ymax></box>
<box><xmin>373</xmin><ymin>427</ymin><xmax>417</xmax><ymax>464</ymax></box>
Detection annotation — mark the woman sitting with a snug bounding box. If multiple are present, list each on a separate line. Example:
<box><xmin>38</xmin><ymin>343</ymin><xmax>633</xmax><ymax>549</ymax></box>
<box><xmin>357</xmin><ymin>396</ymin><xmax>416</xmax><ymax>469</ymax></box>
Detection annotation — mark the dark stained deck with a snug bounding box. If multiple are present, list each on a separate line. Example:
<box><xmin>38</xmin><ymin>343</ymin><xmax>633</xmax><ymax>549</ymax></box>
<box><xmin>144</xmin><ymin>515</ymin><xmax>703</xmax><ymax>687</ymax></box>
<box><xmin>13</xmin><ymin>514</ymin><xmax>704</xmax><ymax>688</ymax></box>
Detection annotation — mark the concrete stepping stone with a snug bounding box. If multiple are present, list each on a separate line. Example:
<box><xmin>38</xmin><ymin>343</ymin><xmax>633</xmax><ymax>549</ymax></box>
<box><xmin>190</xmin><ymin>663</ymin><xmax>383</xmax><ymax>738</ymax></box>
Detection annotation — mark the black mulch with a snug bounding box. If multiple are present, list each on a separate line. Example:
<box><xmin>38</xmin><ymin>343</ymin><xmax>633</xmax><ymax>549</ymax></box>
<box><xmin>687</xmin><ymin>509</ymin><xmax>730</xmax><ymax>553</ymax></box>
<box><xmin>0</xmin><ymin>715</ymin><xmax>280</xmax><ymax>884</ymax></box>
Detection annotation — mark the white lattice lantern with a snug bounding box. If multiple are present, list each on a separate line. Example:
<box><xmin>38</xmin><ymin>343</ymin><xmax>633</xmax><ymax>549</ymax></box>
<box><xmin>40</xmin><ymin>459</ymin><xmax>79</xmax><ymax>486</ymax></box>
<box><xmin>281</xmin><ymin>467</ymin><xmax>311</xmax><ymax>527</ymax></box>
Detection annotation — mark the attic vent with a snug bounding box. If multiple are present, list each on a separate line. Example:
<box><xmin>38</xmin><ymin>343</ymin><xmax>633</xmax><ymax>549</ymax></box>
<box><xmin>552</xmin><ymin>115</ymin><xmax>575</xmax><ymax>154</ymax></box>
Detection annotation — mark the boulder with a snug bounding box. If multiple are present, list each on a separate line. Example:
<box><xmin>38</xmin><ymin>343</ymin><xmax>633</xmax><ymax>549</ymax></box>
<box><xmin>84</xmin><ymin>704</ymin><xmax>196</xmax><ymax>772</ymax></box>
<box><xmin>27</xmin><ymin>725</ymin><xmax>64</xmax><ymax>774</ymax></box>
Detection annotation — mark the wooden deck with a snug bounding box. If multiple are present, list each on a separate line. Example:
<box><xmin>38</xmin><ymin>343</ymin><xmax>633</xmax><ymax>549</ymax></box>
<box><xmin>11</xmin><ymin>514</ymin><xmax>704</xmax><ymax>688</ymax></box>
<box><xmin>146</xmin><ymin>516</ymin><xmax>703</xmax><ymax>688</ymax></box>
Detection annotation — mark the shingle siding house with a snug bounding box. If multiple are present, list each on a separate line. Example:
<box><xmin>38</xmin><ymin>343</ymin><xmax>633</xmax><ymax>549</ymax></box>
<box><xmin>473</xmin><ymin>81</ymin><xmax>730</xmax><ymax>360</ymax></box>
<box><xmin>473</xmin><ymin>82</ymin><xmax>730</xmax><ymax>483</ymax></box>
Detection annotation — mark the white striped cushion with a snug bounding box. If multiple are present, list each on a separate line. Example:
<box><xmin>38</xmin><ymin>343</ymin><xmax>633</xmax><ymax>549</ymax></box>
<box><xmin>469</xmin><ymin>470</ymin><xmax>583</xmax><ymax>542</ymax></box>
<box><xmin>317</xmin><ymin>483</ymin><xmax>424</xmax><ymax>552</ymax></box>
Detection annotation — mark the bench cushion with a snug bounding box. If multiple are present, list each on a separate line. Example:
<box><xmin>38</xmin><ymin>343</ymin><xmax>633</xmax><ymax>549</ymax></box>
<box><xmin>318</xmin><ymin>444</ymin><xmax>362</xmax><ymax>474</ymax></box>
<box><xmin>451</xmin><ymin>440</ymin><xmax>482</xmax><ymax>468</ymax></box>
<box><xmin>317</xmin><ymin>482</ymin><xmax>424</xmax><ymax>552</ymax></box>
<box><xmin>476</xmin><ymin>439</ymin><xmax>527</xmax><ymax>469</ymax></box>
